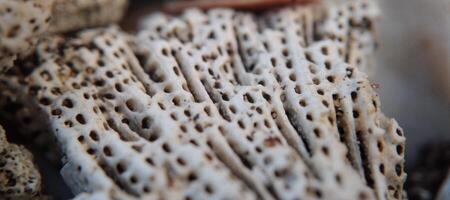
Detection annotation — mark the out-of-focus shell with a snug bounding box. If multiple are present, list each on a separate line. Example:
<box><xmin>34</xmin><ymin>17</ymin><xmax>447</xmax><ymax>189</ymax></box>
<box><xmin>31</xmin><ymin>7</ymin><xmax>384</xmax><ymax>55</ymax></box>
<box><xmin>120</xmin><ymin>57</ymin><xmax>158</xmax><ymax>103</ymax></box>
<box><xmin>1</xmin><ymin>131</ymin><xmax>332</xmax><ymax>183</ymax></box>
<box><xmin>0</xmin><ymin>126</ymin><xmax>42</xmax><ymax>199</ymax></box>
<box><xmin>0</xmin><ymin>0</ymin><xmax>53</xmax><ymax>72</ymax></box>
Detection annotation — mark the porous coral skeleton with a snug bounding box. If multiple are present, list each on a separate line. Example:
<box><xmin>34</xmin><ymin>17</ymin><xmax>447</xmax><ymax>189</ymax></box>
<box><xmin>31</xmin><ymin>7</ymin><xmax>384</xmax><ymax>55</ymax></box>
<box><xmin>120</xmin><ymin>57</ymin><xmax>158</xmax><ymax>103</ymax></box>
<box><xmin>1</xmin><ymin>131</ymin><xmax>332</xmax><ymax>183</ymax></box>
<box><xmin>0</xmin><ymin>1</ymin><xmax>405</xmax><ymax>199</ymax></box>
<box><xmin>0</xmin><ymin>0</ymin><xmax>128</xmax><ymax>73</ymax></box>
<box><xmin>0</xmin><ymin>0</ymin><xmax>130</xmax><ymax>165</ymax></box>
<box><xmin>136</xmin><ymin>1</ymin><xmax>404</xmax><ymax>199</ymax></box>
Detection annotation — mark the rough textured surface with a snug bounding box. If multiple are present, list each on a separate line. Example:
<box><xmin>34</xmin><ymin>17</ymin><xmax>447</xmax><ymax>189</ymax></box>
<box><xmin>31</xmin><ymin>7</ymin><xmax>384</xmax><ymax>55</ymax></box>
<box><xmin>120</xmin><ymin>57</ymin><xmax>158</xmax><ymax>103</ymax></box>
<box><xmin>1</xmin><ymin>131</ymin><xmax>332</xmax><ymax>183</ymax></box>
<box><xmin>0</xmin><ymin>125</ymin><xmax>42</xmax><ymax>199</ymax></box>
<box><xmin>319</xmin><ymin>0</ymin><xmax>379</xmax><ymax>76</ymax></box>
<box><xmin>0</xmin><ymin>0</ymin><xmax>128</xmax><ymax>74</ymax></box>
<box><xmin>0</xmin><ymin>0</ymin><xmax>53</xmax><ymax>72</ymax></box>
<box><xmin>137</xmin><ymin>1</ymin><xmax>404</xmax><ymax>199</ymax></box>
<box><xmin>4</xmin><ymin>28</ymin><xmax>257</xmax><ymax>199</ymax></box>
<box><xmin>0</xmin><ymin>0</ymin><xmax>129</xmax><ymax>165</ymax></box>
<box><xmin>136</xmin><ymin>32</ymin><xmax>320</xmax><ymax>199</ymax></box>
<box><xmin>0</xmin><ymin>1</ymin><xmax>405</xmax><ymax>199</ymax></box>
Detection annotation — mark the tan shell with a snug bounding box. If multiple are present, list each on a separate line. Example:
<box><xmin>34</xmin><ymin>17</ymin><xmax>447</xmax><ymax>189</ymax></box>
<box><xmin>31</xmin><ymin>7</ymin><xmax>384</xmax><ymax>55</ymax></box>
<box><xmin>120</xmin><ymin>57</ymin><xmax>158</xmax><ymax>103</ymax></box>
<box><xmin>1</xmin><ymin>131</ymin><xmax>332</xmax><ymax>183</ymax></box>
<box><xmin>0</xmin><ymin>125</ymin><xmax>42</xmax><ymax>199</ymax></box>
<box><xmin>49</xmin><ymin>0</ymin><xmax>128</xmax><ymax>33</ymax></box>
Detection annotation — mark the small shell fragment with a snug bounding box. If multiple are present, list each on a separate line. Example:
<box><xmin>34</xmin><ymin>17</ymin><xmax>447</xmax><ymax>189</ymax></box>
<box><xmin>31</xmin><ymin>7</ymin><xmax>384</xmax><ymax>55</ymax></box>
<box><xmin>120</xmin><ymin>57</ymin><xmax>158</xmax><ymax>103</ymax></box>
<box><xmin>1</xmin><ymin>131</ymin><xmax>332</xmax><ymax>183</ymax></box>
<box><xmin>0</xmin><ymin>125</ymin><xmax>42</xmax><ymax>199</ymax></box>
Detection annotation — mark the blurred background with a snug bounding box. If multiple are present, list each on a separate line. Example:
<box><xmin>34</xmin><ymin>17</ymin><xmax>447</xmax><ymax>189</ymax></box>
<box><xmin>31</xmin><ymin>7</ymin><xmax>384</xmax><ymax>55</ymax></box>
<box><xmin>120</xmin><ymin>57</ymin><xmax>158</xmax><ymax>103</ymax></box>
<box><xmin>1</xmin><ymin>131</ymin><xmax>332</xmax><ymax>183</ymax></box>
<box><xmin>374</xmin><ymin>1</ymin><xmax>450</xmax><ymax>198</ymax></box>
<box><xmin>375</xmin><ymin>0</ymin><xmax>450</xmax><ymax>164</ymax></box>
<box><xmin>37</xmin><ymin>0</ymin><xmax>450</xmax><ymax>199</ymax></box>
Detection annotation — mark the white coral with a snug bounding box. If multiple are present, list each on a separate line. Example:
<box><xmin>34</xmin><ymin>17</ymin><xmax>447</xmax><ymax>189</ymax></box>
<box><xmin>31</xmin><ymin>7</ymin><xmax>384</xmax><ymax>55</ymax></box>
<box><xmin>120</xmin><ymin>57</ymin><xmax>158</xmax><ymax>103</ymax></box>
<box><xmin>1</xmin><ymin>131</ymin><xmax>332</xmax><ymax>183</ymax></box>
<box><xmin>0</xmin><ymin>0</ymin><xmax>128</xmax><ymax>73</ymax></box>
<box><xmin>0</xmin><ymin>1</ymin><xmax>406</xmax><ymax>200</ymax></box>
